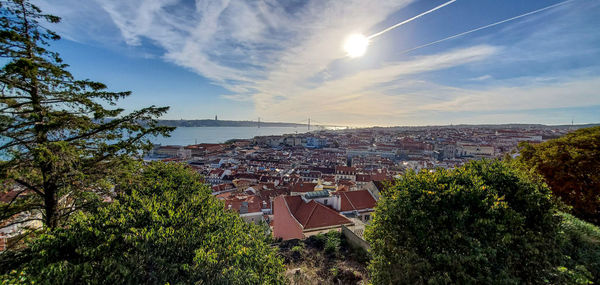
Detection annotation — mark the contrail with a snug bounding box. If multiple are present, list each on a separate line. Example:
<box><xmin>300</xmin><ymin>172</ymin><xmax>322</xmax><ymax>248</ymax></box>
<box><xmin>368</xmin><ymin>0</ymin><xmax>457</xmax><ymax>39</ymax></box>
<box><xmin>396</xmin><ymin>0</ymin><xmax>574</xmax><ymax>55</ymax></box>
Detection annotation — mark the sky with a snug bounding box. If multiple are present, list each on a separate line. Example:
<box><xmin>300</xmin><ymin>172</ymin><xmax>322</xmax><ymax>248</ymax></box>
<box><xmin>33</xmin><ymin>0</ymin><xmax>600</xmax><ymax>127</ymax></box>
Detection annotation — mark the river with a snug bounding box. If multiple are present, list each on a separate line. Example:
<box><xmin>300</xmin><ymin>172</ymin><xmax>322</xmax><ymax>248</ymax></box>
<box><xmin>149</xmin><ymin>126</ymin><xmax>311</xmax><ymax>146</ymax></box>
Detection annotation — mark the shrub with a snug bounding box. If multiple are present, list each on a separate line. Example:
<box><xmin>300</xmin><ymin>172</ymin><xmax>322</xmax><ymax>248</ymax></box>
<box><xmin>324</xmin><ymin>231</ymin><xmax>341</xmax><ymax>257</ymax></box>
<box><xmin>366</xmin><ymin>160</ymin><xmax>569</xmax><ymax>284</ymax></box>
<box><xmin>559</xmin><ymin>212</ymin><xmax>600</xmax><ymax>283</ymax></box>
<box><xmin>0</xmin><ymin>162</ymin><xmax>285</xmax><ymax>284</ymax></box>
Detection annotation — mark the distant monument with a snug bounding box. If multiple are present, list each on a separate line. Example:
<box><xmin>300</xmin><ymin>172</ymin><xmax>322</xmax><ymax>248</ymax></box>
<box><xmin>215</xmin><ymin>115</ymin><xmax>218</xmax><ymax>121</ymax></box>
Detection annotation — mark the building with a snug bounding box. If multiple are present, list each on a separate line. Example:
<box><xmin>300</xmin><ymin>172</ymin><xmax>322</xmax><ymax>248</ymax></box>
<box><xmin>272</xmin><ymin>195</ymin><xmax>353</xmax><ymax>240</ymax></box>
<box><xmin>335</xmin><ymin>166</ymin><xmax>357</xmax><ymax>181</ymax></box>
<box><xmin>332</xmin><ymin>190</ymin><xmax>377</xmax><ymax>223</ymax></box>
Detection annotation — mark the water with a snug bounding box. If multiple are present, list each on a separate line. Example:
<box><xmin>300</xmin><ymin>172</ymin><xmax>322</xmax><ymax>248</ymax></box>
<box><xmin>150</xmin><ymin>127</ymin><xmax>310</xmax><ymax>146</ymax></box>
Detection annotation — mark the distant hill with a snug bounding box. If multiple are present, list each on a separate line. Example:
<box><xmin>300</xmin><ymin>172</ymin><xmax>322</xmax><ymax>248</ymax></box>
<box><xmin>158</xmin><ymin>119</ymin><xmax>305</xmax><ymax>128</ymax></box>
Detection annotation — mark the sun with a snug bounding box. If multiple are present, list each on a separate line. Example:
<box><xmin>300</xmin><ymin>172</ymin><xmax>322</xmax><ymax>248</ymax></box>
<box><xmin>343</xmin><ymin>34</ymin><xmax>369</xmax><ymax>58</ymax></box>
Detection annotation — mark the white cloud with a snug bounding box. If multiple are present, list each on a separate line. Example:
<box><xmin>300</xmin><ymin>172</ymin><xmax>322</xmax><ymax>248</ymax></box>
<box><xmin>33</xmin><ymin>0</ymin><xmax>600</xmax><ymax>125</ymax></box>
<box><xmin>422</xmin><ymin>77</ymin><xmax>600</xmax><ymax>112</ymax></box>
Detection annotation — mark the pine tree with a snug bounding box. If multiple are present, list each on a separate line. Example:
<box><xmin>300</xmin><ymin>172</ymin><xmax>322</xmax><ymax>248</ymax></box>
<box><xmin>0</xmin><ymin>0</ymin><xmax>173</xmax><ymax>229</ymax></box>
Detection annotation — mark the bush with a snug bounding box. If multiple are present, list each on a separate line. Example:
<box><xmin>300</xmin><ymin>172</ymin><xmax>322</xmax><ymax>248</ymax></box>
<box><xmin>0</xmin><ymin>162</ymin><xmax>285</xmax><ymax>284</ymax></box>
<box><xmin>324</xmin><ymin>231</ymin><xmax>341</xmax><ymax>257</ymax></box>
<box><xmin>305</xmin><ymin>233</ymin><xmax>327</xmax><ymax>250</ymax></box>
<box><xmin>366</xmin><ymin>160</ymin><xmax>570</xmax><ymax>284</ymax></box>
<box><xmin>559</xmin><ymin>212</ymin><xmax>600</xmax><ymax>283</ymax></box>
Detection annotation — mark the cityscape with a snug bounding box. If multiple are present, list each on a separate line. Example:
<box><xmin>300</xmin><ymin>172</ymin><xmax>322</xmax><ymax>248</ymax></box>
<box><xmin>1</xmin><ymin>0</ymin><xmax>599</xmax><ymax>284</ymax></box>
<box><xmin>148</xmin><ymin>124</ymin><xmax>581</xmax><ymax>239</ymax></box>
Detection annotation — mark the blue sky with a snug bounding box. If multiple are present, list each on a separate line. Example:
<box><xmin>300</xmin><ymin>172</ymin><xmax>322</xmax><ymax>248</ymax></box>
<box><xmin>34</xmin><ymin>0</ymin><xmax>600</xmax><ymax>126</ymax></box>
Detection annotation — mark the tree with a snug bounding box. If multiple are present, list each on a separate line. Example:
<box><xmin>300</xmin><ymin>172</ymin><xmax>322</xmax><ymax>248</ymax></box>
<box><xmin>365</xmin><ymin>160</ymin><xmax>579</xmax><ymax>284</ymax></box>
<box><xmin>0</xmin><ymin>162</ymin><xmax>286</xmax><ymax>284</ymax></box>
<box><xmin>516</xmin><ymin>126</ymin><xmax>600</xmax><ymax>225</ymax></box>
<box><xmin>0</xmin><ymin>0</ymin><xmax>172</xmax><ymax>229</ymax></box>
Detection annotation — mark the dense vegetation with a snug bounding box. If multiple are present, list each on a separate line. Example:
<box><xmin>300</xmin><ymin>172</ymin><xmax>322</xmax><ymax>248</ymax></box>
<box><xmin>0</xmin><ymin>162</ymin><xmax>286</xmax><ymax>284</ymax></box>
<box><xmin>558</xmin><ymin>212</ymin><xmax>600</xmax><ymax>283</ymax></box>
<box><xmin>516</xmin><ymin>126</ymin><xmax>600</xmax><ymax>225</ymax></box>
<box><xmin>366</xmin><ymin>160</ymin><xmax>594</xmax><ymax>284</ymax></box>
<box><xmin>0</xmin><ymin>0</ymin><xmax>172</xmax><ymax>229</ymax></box>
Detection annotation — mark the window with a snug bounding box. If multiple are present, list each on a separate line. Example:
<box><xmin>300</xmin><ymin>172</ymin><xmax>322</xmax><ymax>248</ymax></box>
<box><xmin>324</xmin><ymin>199</ymin><xmax>328</xmax><ymax>205</ymax></box>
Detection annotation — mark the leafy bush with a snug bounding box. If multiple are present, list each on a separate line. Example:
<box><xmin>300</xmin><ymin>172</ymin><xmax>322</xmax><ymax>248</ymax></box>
<box><xmin>305</xmin><ymin>233</ymin><xmax>327</xmax><ymax>250</ymax></box>
<box><xmin>324</xmin><ymin>231</ymin><xmax>341</xmax><ymax>257</ymax></box>
<box><xmin>559</xmin><ymin>212</ymin><xmax>600</xmax><ymax>283</ymax></box>
<box><xmin>516</xmin><ymin>126</ymin><xmax>600</xmax><ymax>225</ymax></box>
<box><xmin>366</xmin><ymin>160</ymin><xmax>572</xmax><ymax>284</ymax></box>
<box><xmin>0</xmin><ymin>162</ymin><xmax>285</xmax><ymax>284</ymax></box>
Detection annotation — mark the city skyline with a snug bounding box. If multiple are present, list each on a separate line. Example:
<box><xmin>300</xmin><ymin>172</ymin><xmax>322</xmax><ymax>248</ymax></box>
<box><xmin>35</xmin><ymin>0</ymin><xmax>600</xmax><ymax>126</ymax></box>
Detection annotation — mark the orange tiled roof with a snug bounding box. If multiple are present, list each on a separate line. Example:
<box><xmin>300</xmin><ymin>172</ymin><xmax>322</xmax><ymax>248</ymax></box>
<box><xmin>283</xmin><ymin>196</ymin><xmax>351</xmax><ymax>230</ymax></box>
<box><xmin>338</xmin><ymin>190</ymin><xmax>376</xmax><ymax>212</ymax></box>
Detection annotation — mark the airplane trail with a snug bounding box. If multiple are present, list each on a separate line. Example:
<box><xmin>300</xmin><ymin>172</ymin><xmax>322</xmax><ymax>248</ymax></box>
<box><xmin>396</xmin><ymin>0</ymin><xmax>574</xmax><ymax>55</ymax></box>
<box><xmin>368</xmin><ymin>0</ymin><xmax>457</xmax><ymax>39</ymax></box>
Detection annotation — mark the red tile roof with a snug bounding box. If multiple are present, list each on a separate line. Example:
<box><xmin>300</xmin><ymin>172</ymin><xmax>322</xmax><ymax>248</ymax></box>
<box><xmin>283</xmin><ymin>196</ymin><xmax>351</xmax><ymax>230</ymax></box>
<box><xmin>220</xmin><ymin>193</ymin><xmax>268</xmax><ymax>213</ymax></box>
<box><xmin>291</xmin><ymin>182</ymin><xmax>316</xmax><ymax>193</ymax></box>
<box><xmin>335</xmin><ymin>166</ymin><xmax>356</xmax><ymax>173</ymax></box>
<box><xmin>337</xmin><ymin>190</ymin><xmax>376</xmax><ymax>212</ymax></box>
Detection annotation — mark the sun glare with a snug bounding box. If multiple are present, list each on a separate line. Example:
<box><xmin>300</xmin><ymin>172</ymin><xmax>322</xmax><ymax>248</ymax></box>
<box><xmin>343</xmin><ymin>34</ymin><xmax>369</xmax><ymax>58</ymax></box>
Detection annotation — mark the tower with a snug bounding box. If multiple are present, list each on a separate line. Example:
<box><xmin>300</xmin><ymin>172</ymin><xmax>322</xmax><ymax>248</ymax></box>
<box><xmin>308</xmin><ymin>117</ymin><xmax>310</xmax><ymax>131</ymax></box>
<box><xmin>215</xmin><ymin>115</ymin><xmax>218</xmax><ymax>121</ymax></box>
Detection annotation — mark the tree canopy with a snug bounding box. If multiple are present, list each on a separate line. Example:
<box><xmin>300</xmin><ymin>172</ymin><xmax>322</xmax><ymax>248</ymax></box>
<box><xmin>516</xmin><ymin>126</ymin><xmax>600</xmax><ymax>225</ymax></box>
<box><xmin>0</xmin><ymin>0</ymin><xmax>172</xmax><ymax>229</ymax></box>
<box><xmin>365</xmin><ymin>160</ymin><xmax>586</xmax><ymax>284</ymax></box>
<box><xmin>0</xmin><ymin>162</ymin><xmax>286</xmax><ymax>284</ymax></box>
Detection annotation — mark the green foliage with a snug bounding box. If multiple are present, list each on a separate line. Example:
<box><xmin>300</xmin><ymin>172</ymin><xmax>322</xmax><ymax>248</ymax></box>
<box><xmin>291</xmin><ymin>244</ymin><xmax>304</xmax><ymax>254</ymax></box>
<box><xmin>0</xmin><ymin>162</ymin><xmax>285</xmax><ymax>284</ymax></box>
<box><xmin>0</xmin><ymin>0</ymin><xmax>173</xmax><ymax>229</ymax></box>
<box><xmin>516</xmin><ymin>127</ymin><xmax>600</xmax><ymax>225</ymax></box>
<box><xmin>0</xmin><ymin>270</ymin><xmax>34</xmax><ymax>285</ymax></box>
<box><xmin>305</xmin><ymin>233</ymin><xmax>326</xmax><ymax>250</ymax></box>
<box><xmin>323</xmin><ymin>231</ymin><xmax>341</xmax><ymax>257</ymax></box>
<box><xmin>365</xmin><ymin>160</ymin><xmax>570</xmax><ymax>284</ymax></box>
<box><xmin>558</xmin><ymin>212</ymin><xmax>600</xmax><ymax>283</ymax></box>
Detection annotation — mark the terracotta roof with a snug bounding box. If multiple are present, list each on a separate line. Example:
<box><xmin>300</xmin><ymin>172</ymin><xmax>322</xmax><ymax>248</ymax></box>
<box><xmin>291</xmin><ymin>182</ymin><xmax>317</xmax><ymax>193</ymax></box>
<box><xmin>222</xmin><ymin>193</ymin><xmax>267</xmax><ymax>213</ymax></box>
<box><xmin>283</xmin><ymin>196</ymin><xmax>351</xmax><ymax>230</ymax></box>
<box><xmin>355</xmin><ymin>174</ymin><xmax>371</xmax><ymax>182</ymax></box>
<box><xmin>337</xmin><ymin>190</ymin><xmax>376</xmax><ymax>212</ymax></box>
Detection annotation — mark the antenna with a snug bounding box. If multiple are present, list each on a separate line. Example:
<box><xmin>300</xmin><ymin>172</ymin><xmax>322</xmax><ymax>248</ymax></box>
<box><xmin>308</xmin><ymin>117</ymin><xmax>310</xmax><ymax>131</ymax></box>
<box><xmin>258</xmin><ymin>117</ymin><xmax>261</xmax><ymax>128</ymax></box>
